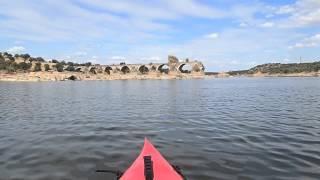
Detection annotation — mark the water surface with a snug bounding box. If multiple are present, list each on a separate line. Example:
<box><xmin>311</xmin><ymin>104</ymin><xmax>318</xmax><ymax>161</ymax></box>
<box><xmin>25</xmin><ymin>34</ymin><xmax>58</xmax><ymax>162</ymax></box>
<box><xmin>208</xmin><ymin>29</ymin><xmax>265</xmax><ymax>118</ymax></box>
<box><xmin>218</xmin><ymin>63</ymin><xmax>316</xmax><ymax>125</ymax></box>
<box><xmin>1</xmin><ymin>78</ymin><xmax>320</xmax><ymax>180</ymax></box>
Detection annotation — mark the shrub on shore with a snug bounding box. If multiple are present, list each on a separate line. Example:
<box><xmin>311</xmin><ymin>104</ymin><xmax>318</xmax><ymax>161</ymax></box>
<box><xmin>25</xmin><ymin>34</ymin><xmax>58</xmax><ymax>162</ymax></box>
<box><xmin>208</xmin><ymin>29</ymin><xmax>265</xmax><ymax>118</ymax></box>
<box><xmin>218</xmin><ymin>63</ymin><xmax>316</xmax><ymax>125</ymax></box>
<box><xmin>0</xmin><ymin>57</ymin><xmax>32</xmax><ymax>72</ymax></box>
<box><xmin>52</xmin><ymin>59</ymin><xmax>59</xmax><ymax>63</ymax></box>
<box><xmin>14</xmin><ymin>54</ymin><xmax>31</xmax><ymax>59</ymax></box>
<box><xmin>18</xmin><ymin>62</ymin><xmax>32</xmax><ymax>71</ymax></box>
<box><xmin>54</xmin><ymin>63</ymin><xmax>64</xmax><ymax>72</ymax></box>
<box><xmin>65</xmin><ymin>65</ymin><xmax>75</xmax><ymax>71</ymax></box>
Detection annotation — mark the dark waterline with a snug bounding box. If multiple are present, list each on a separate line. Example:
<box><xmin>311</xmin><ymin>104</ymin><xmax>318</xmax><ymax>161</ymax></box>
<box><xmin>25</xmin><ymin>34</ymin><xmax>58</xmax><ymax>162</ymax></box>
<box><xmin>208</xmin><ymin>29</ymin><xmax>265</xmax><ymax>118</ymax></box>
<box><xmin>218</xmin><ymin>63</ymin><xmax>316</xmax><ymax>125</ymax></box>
<box><xmin>1</xmin><ymin>78</ymin><xmax>320</xmax><ymax>180</ymax></box>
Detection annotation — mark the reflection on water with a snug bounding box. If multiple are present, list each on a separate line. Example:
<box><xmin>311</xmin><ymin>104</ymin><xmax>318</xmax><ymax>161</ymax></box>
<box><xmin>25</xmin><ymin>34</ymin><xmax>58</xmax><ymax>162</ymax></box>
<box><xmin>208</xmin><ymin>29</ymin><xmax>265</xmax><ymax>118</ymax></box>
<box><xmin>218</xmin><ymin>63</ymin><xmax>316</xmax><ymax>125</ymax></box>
<box><xmin>0</xmin><ymin>78</ymin><xmax>320</xmax><ymax>180</ymax></box>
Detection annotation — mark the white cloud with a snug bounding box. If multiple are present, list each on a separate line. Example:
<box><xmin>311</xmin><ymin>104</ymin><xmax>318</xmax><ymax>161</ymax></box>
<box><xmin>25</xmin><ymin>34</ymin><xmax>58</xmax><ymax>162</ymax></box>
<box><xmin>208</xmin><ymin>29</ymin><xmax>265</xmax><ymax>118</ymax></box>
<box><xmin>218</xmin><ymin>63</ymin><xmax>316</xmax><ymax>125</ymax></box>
<box><xmin>139</xmin><ymin>56</ymin><xmax>163</xmax><ymax>63</ymax></box>
<box><xmin>283</xmin><ymin>58</ymin><xmax>291</xmax><ymax>62</ymax></box>
<box><xmin>276</xmin><ymin>5</ymin><xmax>295</xmax><ymax>14</ymax></box>
<box><xmin>109</xmin><ymin>56</ymin><xmax>127</xmax><ymax>64</ymax></box>
<box><xmin>149</xmin><ymin>56</ymin><xmax>161</xmax><ymax>61</ymax></box>
<box><xmin>289</xmin><ymin>33</ymin><xmax>320</xmax><ymax>49</ymax></box>
<box><xmin>230</xmin><ymin>60</ymin><xmax>239</xmax><ymax>65</ymax></box>
<box><xmin>14</xmin><ymin>40</ymin><xmax>24</xmax><ymax>45</ymax></box>
<box><xmin>205</xmin><ymin>33</ymin><xmax>219</xmax><ymax>39</ymax></box>
<box><xmin>162</xmin><ymin>0</ymin><xmax>225</xmax><ymax>18</ymax></box>
<box><xmin>119</xmin><ymin>27</ymin><xmax>301</xmax><ymax>71</ymax></box>
<box><xmin>111</xmin><ymin>56</ymin><xmax>126</xmax><ymax>60</ymax></box>
<box><xmin>83</xmin><ymin>0</ymin><xmax>225</xmax><ymax>20</ymax></box>
<box><xmin>0</xmin><ymin>1</ymin><xmax>172</xmax><ymax>42</ymax></box>
<box><xmin>276</xmin><ymin>0</ymin><xmax>320</xmax><ymax>27</ymax></box>
<box><xmin>247</xmin><ymin>61</ymin><xmax>258</xmax><ymax>66</ymax></box>
<box><xmin>74</xmin><ymin>51</ymin><xmax>88</xmax><ymax>57</ymax></box>
<box><xmin>57</xmin><ymin>52</ymin><xmax>91</xmax><ymax>63</ymax></box>
<box><xmin>7</xmin><ymin>46</ymin><xmax>26</xmax><ymax>54</ymax></box>
<box><xmin>228</xmin><ymin>3</ymin><xmax>271</xmax><ymax>25</ymax></box>
<box><xmin>260</xmin><ymin>22</ymin><xmax>274</xmax><ymax>28</ymax></box>
<box><xmin>88</xmin><ymin>55</ymin><xmax>100</xmax><ymax>64</ymax></box>
<box><xmin>265</xmin><ymin>14</ymin><xmax>274</xmax><ymax>18</ymax></box>
<box><xmin>0</xmin><ymin>0</ymin><xmax>257</xmax><ymax>43</ymax></box>
<box><xmin>239</xmin><ymin>22</ymin><xmax>249</xmax><ymax>27</ymax></box>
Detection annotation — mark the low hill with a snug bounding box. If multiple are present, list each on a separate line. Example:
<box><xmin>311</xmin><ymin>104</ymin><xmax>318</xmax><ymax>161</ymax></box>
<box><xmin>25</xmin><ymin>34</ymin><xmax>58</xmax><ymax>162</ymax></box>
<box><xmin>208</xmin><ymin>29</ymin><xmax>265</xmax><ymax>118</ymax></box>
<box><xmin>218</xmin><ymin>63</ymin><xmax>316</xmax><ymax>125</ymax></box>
<box><xmin>228</xmin><ymin>62</ymin><xmax>320</xmax><ymax>76</ymax></box>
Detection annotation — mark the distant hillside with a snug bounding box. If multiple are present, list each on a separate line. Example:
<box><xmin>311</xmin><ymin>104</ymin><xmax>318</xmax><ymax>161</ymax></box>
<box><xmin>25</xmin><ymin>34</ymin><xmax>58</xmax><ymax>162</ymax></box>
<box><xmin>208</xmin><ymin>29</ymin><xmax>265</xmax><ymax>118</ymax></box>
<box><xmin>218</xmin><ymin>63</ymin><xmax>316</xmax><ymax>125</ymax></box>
<box><xmin>228</xmin><ymin>62</ymin><xmax>320</xmax><ymax>76</ymax></box>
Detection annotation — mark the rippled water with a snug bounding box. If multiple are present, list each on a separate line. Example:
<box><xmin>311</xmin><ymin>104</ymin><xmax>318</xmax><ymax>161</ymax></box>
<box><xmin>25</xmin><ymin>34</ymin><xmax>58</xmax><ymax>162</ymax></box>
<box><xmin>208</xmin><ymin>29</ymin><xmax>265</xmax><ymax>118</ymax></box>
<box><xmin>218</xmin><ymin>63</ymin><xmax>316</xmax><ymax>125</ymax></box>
<box><xmin>1</xmin><ymin>78</ymin><xmax>320</xmax><ymax>180</ymax></box>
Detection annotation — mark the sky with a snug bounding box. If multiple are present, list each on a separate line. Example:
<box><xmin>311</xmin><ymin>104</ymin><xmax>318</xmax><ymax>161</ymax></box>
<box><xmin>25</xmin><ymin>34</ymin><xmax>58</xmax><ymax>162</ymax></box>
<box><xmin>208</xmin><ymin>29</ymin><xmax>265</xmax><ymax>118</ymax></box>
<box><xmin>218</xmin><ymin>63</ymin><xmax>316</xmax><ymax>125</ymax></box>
<box><xmin>0</xmin><ymin>0</ymin><xmax>319</xmax><ymax>71</ymax></box>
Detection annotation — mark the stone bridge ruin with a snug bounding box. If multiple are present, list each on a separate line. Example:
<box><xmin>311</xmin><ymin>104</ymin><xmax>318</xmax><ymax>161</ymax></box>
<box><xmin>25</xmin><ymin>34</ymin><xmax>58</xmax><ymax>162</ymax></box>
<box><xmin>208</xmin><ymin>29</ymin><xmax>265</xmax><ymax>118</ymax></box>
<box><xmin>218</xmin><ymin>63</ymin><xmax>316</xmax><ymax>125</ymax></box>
<box><xmin>74</xmin><ymin>55</ymin><xmax>205</xmax><ymax>76</ymax></box>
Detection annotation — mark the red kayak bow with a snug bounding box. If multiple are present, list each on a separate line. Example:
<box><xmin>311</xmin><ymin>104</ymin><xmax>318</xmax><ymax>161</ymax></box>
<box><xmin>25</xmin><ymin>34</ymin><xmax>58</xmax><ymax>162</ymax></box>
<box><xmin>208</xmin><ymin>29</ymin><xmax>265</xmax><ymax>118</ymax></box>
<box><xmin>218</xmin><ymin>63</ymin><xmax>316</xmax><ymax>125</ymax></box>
<box><xmin>120</xmin><ymin>138</ymin><xmax>184</xmax><ymax>180</ymax></box>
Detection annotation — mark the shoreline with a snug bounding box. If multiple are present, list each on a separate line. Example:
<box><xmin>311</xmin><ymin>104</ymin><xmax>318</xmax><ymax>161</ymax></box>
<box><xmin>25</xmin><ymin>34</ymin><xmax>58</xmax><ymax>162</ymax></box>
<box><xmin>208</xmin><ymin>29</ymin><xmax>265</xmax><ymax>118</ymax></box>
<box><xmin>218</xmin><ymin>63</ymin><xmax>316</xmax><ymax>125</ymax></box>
<box><xmin>0</xmin><ymin>72</ymin><xmax>205</xmax><ymax>82</ymax></box>
<box><xmin>1</xmin><ymin>72</ymin><xmax>319</xmax><ymax>82</ymax></box>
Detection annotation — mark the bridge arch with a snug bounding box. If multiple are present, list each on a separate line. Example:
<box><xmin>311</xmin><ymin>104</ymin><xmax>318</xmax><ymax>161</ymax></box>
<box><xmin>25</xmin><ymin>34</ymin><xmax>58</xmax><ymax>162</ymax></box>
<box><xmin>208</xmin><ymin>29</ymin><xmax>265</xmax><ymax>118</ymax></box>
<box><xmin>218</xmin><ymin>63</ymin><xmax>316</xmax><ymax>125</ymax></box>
<box><xmin>138</xmin><ymin>65</ymin><xmax>149</xmax><ymax>74</ymax></box>
<box><xmin>104</xmin><ymin>66</ymin><xmax>112</xmax><ymax>75</ymax></box>
<box><xmin>121</xmin><ymin>66</ymin><xmax>130</xmax><ymax>74</ymax></box>
<box><xmin>158</xmin><ymin>64</ymin><xmax>169</xmax><ymax>74</ymax></box>
<box><xmin>75</xmin><ymin>67</ymin><xmax>82</xmax><ymax>72</ymax></box>
<box><xmin>89</xmin><ymin>67</ymin><xmax>97</xmax><ymax>74</ymax></box>
<box><xmin>178</xmin><ymin>64</ymin><xmax>192</xmax><ymax>73</ymax></box>
<box><xmin>151</xmin><ymin>65</ymin><xmax>157</xmax><ymax>71</ymax></box>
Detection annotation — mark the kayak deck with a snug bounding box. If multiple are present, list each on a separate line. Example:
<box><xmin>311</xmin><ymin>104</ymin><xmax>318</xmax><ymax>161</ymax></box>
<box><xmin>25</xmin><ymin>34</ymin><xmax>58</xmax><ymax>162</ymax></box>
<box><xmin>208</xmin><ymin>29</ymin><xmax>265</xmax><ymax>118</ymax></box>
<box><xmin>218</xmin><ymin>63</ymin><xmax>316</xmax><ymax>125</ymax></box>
<box><xmin>120</xmin><ymin>138</ymin><xmax>184</xmax><ymax>180</ymax></box>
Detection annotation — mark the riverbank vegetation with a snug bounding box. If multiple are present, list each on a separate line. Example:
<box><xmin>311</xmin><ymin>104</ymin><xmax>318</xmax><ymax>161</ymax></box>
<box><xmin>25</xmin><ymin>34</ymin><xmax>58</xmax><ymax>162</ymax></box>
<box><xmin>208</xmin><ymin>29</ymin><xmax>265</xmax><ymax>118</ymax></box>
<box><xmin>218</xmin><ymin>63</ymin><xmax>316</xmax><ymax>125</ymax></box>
<box><xmin>0</xmin><ymin>52</ymin><xmax>92</xmax><ymax>73</ymax></box>
<box><xmin>228</xmin><ymin>62</ymin><xmax>320</xmax><ymax>76</ymax></box>
<box><xmin>1</xmin><ymin>53</ymin><xmax>32</xmax><ymax>72</ymax></box>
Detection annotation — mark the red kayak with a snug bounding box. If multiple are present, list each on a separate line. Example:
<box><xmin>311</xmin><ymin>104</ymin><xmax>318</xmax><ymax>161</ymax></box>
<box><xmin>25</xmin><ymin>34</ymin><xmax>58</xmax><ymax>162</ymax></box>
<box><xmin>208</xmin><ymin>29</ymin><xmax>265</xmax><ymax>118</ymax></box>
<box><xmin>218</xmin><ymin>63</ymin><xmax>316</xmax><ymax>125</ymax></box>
<box><xmin>120</xmin><ymin>138</ymin><xmax>185</xmax><ymax>180</ymax></box>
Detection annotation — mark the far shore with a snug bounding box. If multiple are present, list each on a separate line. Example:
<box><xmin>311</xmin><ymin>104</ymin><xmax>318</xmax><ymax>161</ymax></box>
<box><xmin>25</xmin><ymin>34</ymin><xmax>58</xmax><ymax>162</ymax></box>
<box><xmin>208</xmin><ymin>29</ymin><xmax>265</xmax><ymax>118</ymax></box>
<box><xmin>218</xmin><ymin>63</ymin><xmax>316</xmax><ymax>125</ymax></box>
<box><xmin>1</xmin><ymin>71</ymin><xmax>319</xmax><ymax>82</ymax></box>
<box><xmin>205</xmin><ymin>71</ymin><xmax>320</xmax><ymax>78</ymax></box>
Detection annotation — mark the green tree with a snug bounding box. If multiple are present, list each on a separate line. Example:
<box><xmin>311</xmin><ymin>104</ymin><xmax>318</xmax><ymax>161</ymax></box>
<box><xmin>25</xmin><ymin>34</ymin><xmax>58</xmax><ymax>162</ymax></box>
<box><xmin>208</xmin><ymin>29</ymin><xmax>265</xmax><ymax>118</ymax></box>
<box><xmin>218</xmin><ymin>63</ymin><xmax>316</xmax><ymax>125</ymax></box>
<box><xmin>65</xmin><ymin>65</ymin><xmax>75</xmax><ymax>71</ymax></box>
<box><xmin>5</xmin><ymin>61</ymin><xmax>18</xmax><ymax>72</ymax></box>
<box><xmin>60</xmin><ymin>60</ymin><xmax>66</xmax><ymax>65</ymax></box>
<box><xmin>34</xmin><ymin>62</ymin><xmax>42</xmax><ymax>72</ymax></box>
<box><xmin>52</xmin><ymin>59</ymin><xmax>59</xmax><ymax>63</ymax></box>
<box><xmin>18</xmin><ymin>62</ymin><xmax>32</xmax><ymax>71</ymax></box>
<box><xmin>35</xmin><ymin>57</ymin><xmax>45</xmax><ymax>62</ymax></box>
<box><xmin>85</xmin><ymin>62</ymin><xmax>92</xmax><ymax>67</ymax></box>
<box><xmin>2</xmin><ymin>52</ymin><xmax>14</xmax><ymax>61</ymax></box>
<box><xmin>20</xmin><ymin>54</ymin><xmax>31</xmax><ymax>59</ymax></box>
<box><xmin>55</xmin><ymin>63</ymin><xmax>64</xmax><ymax>72</ymax></box>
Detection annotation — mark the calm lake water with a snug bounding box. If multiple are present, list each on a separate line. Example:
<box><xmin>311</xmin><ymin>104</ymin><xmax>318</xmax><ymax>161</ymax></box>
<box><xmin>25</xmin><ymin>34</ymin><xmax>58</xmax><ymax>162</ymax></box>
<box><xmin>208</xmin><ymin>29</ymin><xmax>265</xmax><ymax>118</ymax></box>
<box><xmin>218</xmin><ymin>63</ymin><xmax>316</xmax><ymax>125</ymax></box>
<box><xmin>1</xmin><ymin>78</ymin><xmax>320</xmax><ymax>180</ymax></box>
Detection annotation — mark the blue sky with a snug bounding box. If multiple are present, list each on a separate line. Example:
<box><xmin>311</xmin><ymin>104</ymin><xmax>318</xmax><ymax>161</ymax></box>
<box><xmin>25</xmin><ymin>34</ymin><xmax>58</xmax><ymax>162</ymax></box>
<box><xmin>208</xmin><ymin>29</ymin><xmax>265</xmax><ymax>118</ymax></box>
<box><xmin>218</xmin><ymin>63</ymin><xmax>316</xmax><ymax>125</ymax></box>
<box><xmin>0</xmin><ymin>0</ymin><xmax>319</xmax><ymax>71</ymax></box>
